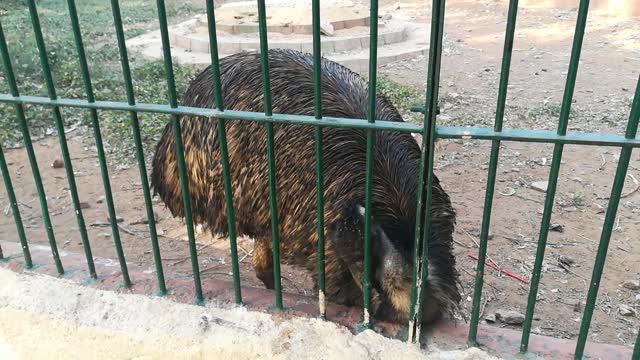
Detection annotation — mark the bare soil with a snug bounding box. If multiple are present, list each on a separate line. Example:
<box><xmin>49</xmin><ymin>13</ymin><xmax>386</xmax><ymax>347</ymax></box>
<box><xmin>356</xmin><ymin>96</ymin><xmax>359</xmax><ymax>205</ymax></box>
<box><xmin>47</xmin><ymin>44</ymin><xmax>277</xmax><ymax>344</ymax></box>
<box><xmin>0</xmin><ymin>0</ymin><xmax>638</xmax><ymax>350</ymax></box>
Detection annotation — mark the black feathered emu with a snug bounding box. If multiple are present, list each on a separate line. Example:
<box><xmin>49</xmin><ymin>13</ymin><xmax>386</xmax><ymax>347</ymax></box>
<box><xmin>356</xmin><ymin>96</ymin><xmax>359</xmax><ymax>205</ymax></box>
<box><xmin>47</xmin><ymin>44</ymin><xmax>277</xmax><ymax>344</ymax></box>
<box><xmin>151</xmin><ymin>49</ymin><xmax>460</xmax><ymax>324</ymax></box>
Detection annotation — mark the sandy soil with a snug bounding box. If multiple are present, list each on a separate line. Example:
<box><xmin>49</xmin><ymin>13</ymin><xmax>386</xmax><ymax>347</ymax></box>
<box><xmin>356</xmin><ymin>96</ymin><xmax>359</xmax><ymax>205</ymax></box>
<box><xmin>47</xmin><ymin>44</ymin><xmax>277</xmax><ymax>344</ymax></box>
<box><xmin>0</xmin><ymin>0</ymin><xmax>638</xmax><ymax>351</ymax></box>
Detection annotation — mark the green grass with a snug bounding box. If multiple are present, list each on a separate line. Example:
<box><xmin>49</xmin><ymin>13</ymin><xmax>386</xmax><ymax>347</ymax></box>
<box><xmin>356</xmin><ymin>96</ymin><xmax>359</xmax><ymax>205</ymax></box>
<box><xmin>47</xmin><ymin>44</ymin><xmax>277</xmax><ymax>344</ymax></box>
<box><xmin>526</xmin><ymin>101</ymin><xmax>579</xmax><ymax>122</ymax></box>
<box><xmin>377</xmin><ymin>76</ymin><xmax>423</xmax><ymax>122</ymax></box>
<box><xmin>0</xmin><ymin>0</ymin><xmax>425</xmax><ymax>162</ymax></box>
<box><xmin>0</xmin><ymin>0</ymin><xmax>204</xmax><ymax>159</ymax></box>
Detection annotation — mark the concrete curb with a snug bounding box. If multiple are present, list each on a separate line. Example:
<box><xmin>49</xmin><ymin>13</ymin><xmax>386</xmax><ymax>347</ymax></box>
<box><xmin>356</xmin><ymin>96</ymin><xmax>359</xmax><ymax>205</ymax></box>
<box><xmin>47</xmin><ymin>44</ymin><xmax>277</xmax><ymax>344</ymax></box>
<box><xmin>0</xmin><ymin>240</ymin><xmax>633</xmax><ymax>359</ymax></box>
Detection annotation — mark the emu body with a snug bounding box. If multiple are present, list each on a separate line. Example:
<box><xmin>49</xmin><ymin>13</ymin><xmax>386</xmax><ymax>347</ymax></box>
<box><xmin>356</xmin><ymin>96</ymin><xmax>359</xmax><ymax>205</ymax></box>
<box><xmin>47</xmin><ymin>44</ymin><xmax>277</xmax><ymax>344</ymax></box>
<box><xmin>151</xmin><ymin>49</ymin><xmax>460</xmax><ymax>323</ymax></box>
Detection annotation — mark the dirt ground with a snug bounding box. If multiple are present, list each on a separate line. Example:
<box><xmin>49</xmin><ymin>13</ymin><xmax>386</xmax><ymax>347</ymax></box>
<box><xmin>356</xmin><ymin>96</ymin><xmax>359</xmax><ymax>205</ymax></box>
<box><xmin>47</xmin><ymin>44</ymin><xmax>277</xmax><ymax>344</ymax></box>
<box><xmin>0</xmin><ymin>0</ymin><xmax>638</xmax><ymax>350</ymax></box>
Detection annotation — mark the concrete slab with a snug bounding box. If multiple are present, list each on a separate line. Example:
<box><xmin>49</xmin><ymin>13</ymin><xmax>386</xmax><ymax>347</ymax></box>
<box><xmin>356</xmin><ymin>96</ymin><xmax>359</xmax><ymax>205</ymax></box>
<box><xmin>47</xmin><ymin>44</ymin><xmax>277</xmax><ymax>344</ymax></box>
<box><xmin>0</xmin><ymin>240</ymin><xmax>634</xmax><ymax>360</ymax></box>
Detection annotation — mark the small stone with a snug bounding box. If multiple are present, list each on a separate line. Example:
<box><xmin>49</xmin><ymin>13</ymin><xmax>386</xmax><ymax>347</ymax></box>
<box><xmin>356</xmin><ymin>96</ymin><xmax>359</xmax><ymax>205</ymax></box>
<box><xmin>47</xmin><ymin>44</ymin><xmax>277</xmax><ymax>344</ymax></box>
<box><xmin>558</xmin><ymin>255</ymin><xmax>575</xmax><ymax>267</ymax></box>
<box><xmin>495</xmin><ymin>310</ymin><xmax>525</xmax><ymax>325</ymax></box>
<box><xmin>96</xmin><ymin>196</ymin><xmax>105</xmax><ymax>204</ymax></box>
<box><xmin>319</xmin><ymin>18</ymin><xmax>334</xmax><ymax>36</ymax></box>
<box><xmin>51</xmin><ymin>159</ymin><xmax>64</xmax><ymax>168</ymax></box>
<box><xmin>573</xmin><ymin>300</ymin><xmax>583</xmax><ymax>313</ymax></box>
<box><xmin>531</xmin><ymin>181</ymin><xmax>548</xmax><ymax>193</ymax></box>
<box><xmin>199</xmin><ymin>313</ymin><xmax>211</xmax><ymax>332</ymax></box>
<box><xmin>233</xmin><ymin>15</ymin><xmax>243</xmax><ymax>19</ymax></box>
<box><xmin>618</xmin><ymin>304</ymin><xmax>636</xmax><ymax>317</ymax></box>
<box><xmin>79</xmin><ymin>202</ymin><xmax>91</xmax><ymax>209</ymax></box>
<box><xmin>382</xmin><ymin>14</ymin><xmax>392</xmax><ymax>21</ymax></box>
<box><xmin>98</xmin><ymin>232</ymin><xmax>111</xmax><ymax>238</ymax></box>
<box><xmin>550</xmin><ymin>223</ymin><xmax>564</xmax><ymax>233</ymax></box>
<box><xmin>635</xmin><ymin>294</ymin><xmax>640</xmax><ymax>302</ymax></box>
<box><xmin>129</xmin><ymin>211</ymin><xmax>160</xmax><ymax>225</ymax></box>
<box><xmin>621</xmin><ymin>280</ymin><xmax>640</xmax><ymax>290</ymax></box>
<box><xmin>108</xmin><ymin>216</ymin><xmax>124</xmax><ymax>224</ymax></box>
<box><xmin>484</xmin><ymin>314</ymin><xmax>496</xmax><ymax>323</ymax></box>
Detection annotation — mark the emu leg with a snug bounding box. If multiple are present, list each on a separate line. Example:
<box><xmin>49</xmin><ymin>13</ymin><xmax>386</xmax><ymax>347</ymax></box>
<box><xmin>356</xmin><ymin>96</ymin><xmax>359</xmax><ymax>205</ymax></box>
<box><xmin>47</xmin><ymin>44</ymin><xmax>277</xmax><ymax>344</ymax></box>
<box><xmin>252</xmin><ymin>237</ymin><xmax>274</xmax><ymax>289</ymax></box>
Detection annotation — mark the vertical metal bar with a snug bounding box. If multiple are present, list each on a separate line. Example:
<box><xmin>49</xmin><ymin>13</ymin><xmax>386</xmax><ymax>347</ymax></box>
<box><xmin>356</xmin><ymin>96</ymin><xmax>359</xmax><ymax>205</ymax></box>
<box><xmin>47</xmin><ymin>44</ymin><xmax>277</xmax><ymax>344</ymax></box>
<box><xmin>311</xmin><ymin>0</ymin><xmax>326</xmax><ymax>319</ymax></box>
<box><xmin>155</xmin><ymin>0</ymin><xmax>203</xmax><ymax>303</ymax></box>
<box><xmin>26</xmin><ymin>0</ymin><xmax>94</xmax><ymax>278</ymax></box>
<box><xmin>361</xmin><ymin>0</ymin><xmax>380</xmax><ymax>329</ymax></box>
<box><xmin>634</xmin><ymin>327</ymin><xmax>640</xmax><ymax>360</ymax></box>
<box><xmin>110</xmin><ymin>0</ymin><xmax>166</xmax><ymax>295</ymax></box>
<box><xmin>520</xmin><ymin>0</ymin><xmax>590</xmax><ymax>352</ymax></box>
<box><xmin>0</xmin><ymin>14</ymin><xmax>64</xmax><ymax>275</ymax></box>
<box><xmin>408</xmin><ymin>0</ymin><xmax>445</xmax><ymax>342</ymax></box>
<box><xmin>256</xmin><ymin>0</ymin><xmax>283</xmax><ymax>310</ymax></box>
<box><xmin>205</xmin><ymin>0</ymin><xmax>242</xmax><ymax>304</ymax></box>
<box><xmin>0</xmin><ymin>144</ymin><xmax>32</xmax><ymax>268</ymax></box>
<box><xmin>66</xmin><ymin>0</ymin><xmax>131</xmax><ymax>287</ymax></box>
<box><xmin>409</xmin><ymin>0</ymin><xmax>446</xmax><ymax>343</ymax></box>
<box><xmin>574</xmin><ymin>75</ymin><xmax>640</xmax><ymax>359</ymax></box>
<box><xmin>468</xmin><ymin>0</ymin><xmax>519</xmax><ymax>346</ymax></box>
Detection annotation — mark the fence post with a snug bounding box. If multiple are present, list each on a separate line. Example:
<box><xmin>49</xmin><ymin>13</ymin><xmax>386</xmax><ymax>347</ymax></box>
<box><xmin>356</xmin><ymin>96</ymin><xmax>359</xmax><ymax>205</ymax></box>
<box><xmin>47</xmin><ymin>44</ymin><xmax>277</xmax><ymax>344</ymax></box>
<box><xmin>255</xmin><ymin>0</ymin><xmax>284</xmax><ymax>311</ymax></box>
<box><xmin>574</xmin><ymin>75</ymin><xmax>640</xmax><ymax>359</ymax></box>
<box><xmin>204</xmin><ymin>0</ymin><xmax>242</xmax><ymax>305</ymax></box>
<box><xmin>311</xmin><ymin>0</ymin><xmax>327</xmax><ymax>319</ymax></box>
<box><xmin>408</xmin><ymin>0</ymin><xmax>446</xmax><ymax>343</ymax></box>
<box><xmin>0</xmin><ymin>16</ymin><xmax>63</xmax><ymax>275</ymax></box>
<box><xmin>66</xmin><ymin>0</ymin><xmax>131</xmax><ymax>287</ymax></box>
<box><xmin>110</xmin><ymin>0</ymin><xmax>166</xmax><ymax>295</ymax></box>
<box><xmin>468</xmin><ymin>0</ymin><xmax>519</xmax><ymax>346</ymax></box>
<box><xmin>521</xmin><ymin>0</ymin><xmax>590</xmax><ymax>352</ymax></box>
<box><xmin>155</xmin><ymin>0</ymin><xmax>204</xmax><ymax>303</ymax></box>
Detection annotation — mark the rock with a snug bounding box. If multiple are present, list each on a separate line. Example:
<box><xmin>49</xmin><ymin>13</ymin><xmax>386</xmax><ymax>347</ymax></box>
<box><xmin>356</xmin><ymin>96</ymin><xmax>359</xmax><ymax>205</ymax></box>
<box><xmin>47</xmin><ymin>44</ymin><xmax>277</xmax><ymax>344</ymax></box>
<box><xmin>549</xmin><ymin>223</ymin><xmax>564</xmax><ymax>232</ymax></box>
<box><xmin>558</xmin><ymin>255</ymin><xmax>575</xmax><ymax>267</ymax></box>
<box><xmin>51</xmin><ymin>159</ymin><xmax>64</xmax><ymax>169</ymax></box>
<box><xmin>573</xmin><ymin>301</ymin><xmax>582</xmax><ymax>313</ymax></box>
<box><xmin>97</xmin><ymin>232</ymin><xmax>111</xmax><ymax>238</ymax></box>
<box><xmin>618</xmin><ymin>304</ymin><xmax>636</xmax><ymax>317</ymax></box>
<box><xmin>96</xmin><ymin>196</ymin><xmax>105</xmax><ymax>204</ymax></box>
<box><xmin>129</xmin><ymin>211</ymin><xmax>160</xmax><ymax>225</ymax></box>
<box><xmin>495</xmin><ymin>310</ymin><xmax>525</xmax><ymax>325</ymax></box>
<box><xmin>484</xmin><ymin>314</ymin><xmax>496</xmax><ymax>323</ymax></box>
<box><xmin>108</xmin><ymin>216</ymin><xmax>124</xmax><ymax>224</ymax></box>
<box><xmin>531</xmin><ymin>181</ymin><xmax>548</xmax><ymax>193</ymax></box>
<box><xmin>319</xmin><ymin>18</ymin><xmax>334</xmax><ymax>36</ymax></box>
<box><xmin>621</xmin><ymin>280</ymin><xmax>640</xmax><ymax>290</ymax></box>
<box><xmin>79</xmin><ymin>202</ymin><xmax>91</xmax><ymax>209</ymax></box>
<box><xmin>382</xmin><ymin>14</ymin><xmax>392</xmax><ymax>20</ymax></box>
<box><xmin>199</xmin><ymin>313</ymin><xmax>211</xmax><ymax>332</ymax></box>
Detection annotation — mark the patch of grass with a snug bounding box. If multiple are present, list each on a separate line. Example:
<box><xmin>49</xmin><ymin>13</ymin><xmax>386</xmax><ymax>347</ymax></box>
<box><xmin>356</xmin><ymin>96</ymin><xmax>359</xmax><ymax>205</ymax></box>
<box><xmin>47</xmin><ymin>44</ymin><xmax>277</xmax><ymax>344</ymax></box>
<box><xmin>568</xmin><ymin>191</ymin><xmax>586</xmax><ymax>207</ymax></box>
<box><xmin>527</xmin><ymin>102</ymin><xmax>578</xmax><ymax>122</ymax></box>
<box><xmin>376</xmin><ymin>76</ymin><xmax>423</xmax><ymax>121</ymax></box>
<box><xmin>0</xmin><ymin>0</ymin><xmax>204</xmax><ymax>158</ymax></box>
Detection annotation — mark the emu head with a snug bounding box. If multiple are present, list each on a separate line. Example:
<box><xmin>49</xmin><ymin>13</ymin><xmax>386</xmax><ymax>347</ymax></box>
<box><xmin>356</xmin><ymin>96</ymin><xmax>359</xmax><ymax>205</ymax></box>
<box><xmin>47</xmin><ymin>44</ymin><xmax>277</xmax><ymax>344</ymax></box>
<box><xmin>329</xmin><ymin>202</ymin><xmax>458</xmax><ymax>324</ymax></box>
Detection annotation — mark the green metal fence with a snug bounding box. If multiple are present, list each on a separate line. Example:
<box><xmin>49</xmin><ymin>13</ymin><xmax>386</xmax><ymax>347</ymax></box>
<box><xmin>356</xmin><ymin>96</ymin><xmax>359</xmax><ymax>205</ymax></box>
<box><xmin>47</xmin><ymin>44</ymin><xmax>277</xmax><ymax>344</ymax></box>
<box><xmin>0</xmin><ymin>0</ymin><xmax>638</xmax><ymax>358</ymax></box>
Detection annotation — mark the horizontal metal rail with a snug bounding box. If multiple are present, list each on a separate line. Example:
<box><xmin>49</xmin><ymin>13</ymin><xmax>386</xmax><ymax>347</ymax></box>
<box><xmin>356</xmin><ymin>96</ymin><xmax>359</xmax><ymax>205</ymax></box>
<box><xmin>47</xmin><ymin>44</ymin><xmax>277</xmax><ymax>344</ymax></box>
<box><xmin>1</xmin><ymin>95</ymin><xmax>639</xmax><ymax>147</ymax></box>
